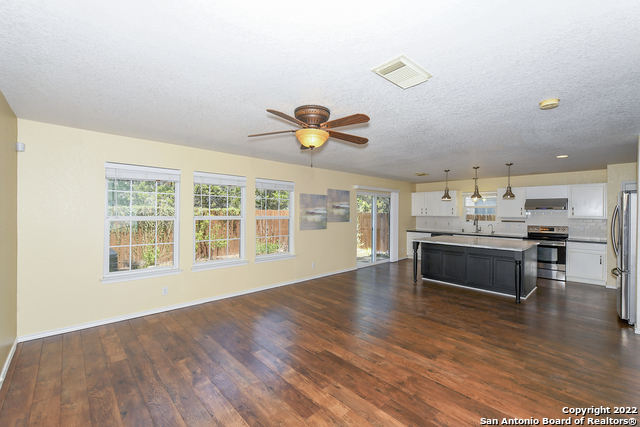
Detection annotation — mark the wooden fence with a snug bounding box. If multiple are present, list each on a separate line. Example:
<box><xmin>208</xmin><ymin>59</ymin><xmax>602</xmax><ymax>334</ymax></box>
<box><xmin>357</xmin><ymin>212</ymin><xmax>390</xmax><ymax>252</ymax></box>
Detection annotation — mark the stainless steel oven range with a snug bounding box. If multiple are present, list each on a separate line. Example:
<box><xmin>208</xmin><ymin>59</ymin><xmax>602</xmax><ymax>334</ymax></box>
<box><xmin>525</xmin><ymin>225</ymin><xmax>568</xmax><ymax>281</ymax></box>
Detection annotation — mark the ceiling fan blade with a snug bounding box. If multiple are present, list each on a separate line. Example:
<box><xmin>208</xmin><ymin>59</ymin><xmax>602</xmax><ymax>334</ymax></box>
<box><xmin>267</xmin><ymin>109</ymin><xmax>307</xmax><ymax>127</ymax></box>
<box><xmin>328</xmin><ymin>130</ymin><xmax>368</xmax><ymax>145</ymax></box>
<box><xmin>322</xmin><ymin>114</ymin><xmax>370</xmax><ymax>129</ymax></box>
<box><xmin>248</xmin><ymin>130</ymin><xmax>296</xmax><ymax>137</ymax></box>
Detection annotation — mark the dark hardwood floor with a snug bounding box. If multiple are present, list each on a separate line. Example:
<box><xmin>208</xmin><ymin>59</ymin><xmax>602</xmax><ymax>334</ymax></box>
<box><xmin>1</xmin><ymin>260</ymin><xmax>639</xmax><ymax>426</ymax></box>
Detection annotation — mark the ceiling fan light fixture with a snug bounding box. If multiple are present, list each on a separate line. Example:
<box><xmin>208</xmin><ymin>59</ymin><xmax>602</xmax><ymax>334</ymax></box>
<box><xmin>296</xmin><ymin>128</ymin><xmax>329</xmax><ymax>149</ymax></box>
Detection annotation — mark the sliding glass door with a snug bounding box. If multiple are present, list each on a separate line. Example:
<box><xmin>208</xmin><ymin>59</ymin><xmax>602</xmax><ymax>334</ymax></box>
<box><xmin>357</xmin><ymin>192</ymin><xmax>390</xmax><ymax>266</ymax></box>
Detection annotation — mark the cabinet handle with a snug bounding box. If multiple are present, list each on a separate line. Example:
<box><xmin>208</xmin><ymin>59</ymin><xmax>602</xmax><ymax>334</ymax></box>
<box><xmin>600</xmin><ymin>256</ymin><xmax>602</xmax><ymax>265</ymax></box>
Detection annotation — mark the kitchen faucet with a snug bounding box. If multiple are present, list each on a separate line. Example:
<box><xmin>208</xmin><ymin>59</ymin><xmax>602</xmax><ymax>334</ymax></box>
<box><xmin>473</xmin><ymin>216</ymin><xmax>481</xmax><ymax>233</ymax></box>
<box><xmin>488</xmin><ymin>224</ymin><xmax>495</xmax><ymax>234</ymax></box>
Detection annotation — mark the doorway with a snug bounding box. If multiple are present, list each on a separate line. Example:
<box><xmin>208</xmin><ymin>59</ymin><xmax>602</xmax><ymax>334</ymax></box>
<box><xmin>357</xmin><ymin>192</ymin><xmax>390</xmax><ymax>266</ymax></box>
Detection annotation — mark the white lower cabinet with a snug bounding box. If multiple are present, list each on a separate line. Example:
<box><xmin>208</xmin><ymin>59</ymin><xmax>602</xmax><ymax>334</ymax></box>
<box><xmin>566</xmin><ymin>241</ymin><xmax>607</xmax><ymax>285</ymax></box>
<box><xmin>407</xmin><ymin>232</ymin><xmax>431</xmax><ymax>259</ymax></box>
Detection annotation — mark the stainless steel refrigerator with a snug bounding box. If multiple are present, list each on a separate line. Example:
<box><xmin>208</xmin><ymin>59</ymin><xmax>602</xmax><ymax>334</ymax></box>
<box><xmin>611</xmin><ymin>190</ymin><xmax>637</xmax><ymax>325</ymax></box>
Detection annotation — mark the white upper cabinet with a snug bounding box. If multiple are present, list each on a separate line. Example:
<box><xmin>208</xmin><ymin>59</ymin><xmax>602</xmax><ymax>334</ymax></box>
<box><xmin>525</xmin><ymin>185</ymin><xmax>568</xmax><ymax>199</ymax></box>
<box><xmin>436</xmin><ymin>190</ymin><xmax>458</xmax><ymax>217</ymax></box>
<box><xmin>412</xmin><ymin>191</ymin><xmax>457</xmax><ymax>216</ymax></box>
<box><xmin>411</xmin><ymin>192</ymin><xmax>425</xmax><ymax>216</ymax></box>
<box><xmin>568</xmin><ymin>184</ymin><xmax>606</xmax><ymax>219</ymax></box>
<box><xmin>496</xmin><ymin>187</ymin><xmax>527</xmax><ymax>218</ymax></box>
<box><xmin>412</xmin><ymin>192</ymin><xmax>438</xmax><ymax>216</ymax></box>
<box><xmin>422</xmin><ymin>192</ymin><xmax>437</xmax><ymax>216</ymax></box>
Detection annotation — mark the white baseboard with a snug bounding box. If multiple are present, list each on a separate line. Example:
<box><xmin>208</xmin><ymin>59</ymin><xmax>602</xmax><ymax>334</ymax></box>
<box><xmin>566</xmin><ymin>276</ymin><xmax>607</xmax><ymax>286</ymax></box>
<box><xmin>18</xmin><ymin>267</ymin><xmax>356</xmax><ymax>343</ymax></box>
<box><xmin>0</xmin><ymin>338</ymin><xmax>19</xmax><ymax>392</ymax></box>
<box><xmin>606</xmin><ymin>284</ymin><xmax>617</xmax><ymax>289</ymax></box>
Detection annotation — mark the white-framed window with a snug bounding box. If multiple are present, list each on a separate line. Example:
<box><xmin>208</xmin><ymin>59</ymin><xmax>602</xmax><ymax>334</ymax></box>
<box><xmin>102</xmin><ymin>163</ymin><xmax>182</xmax><ymax>284</ymax></box>
<box><xmin>255</xmin><ymin>178</ymin><xmax>295</xmax><ymax>262</ymax></box>
<box><xmin>463</xmin><ymin>191</ymin><xmax>497</xmax><ymax>221</ymax></box>
<box><xmin>192</xmin><ymin>172</ymin><xmax>247</xmax><ymax>271</ymax></box>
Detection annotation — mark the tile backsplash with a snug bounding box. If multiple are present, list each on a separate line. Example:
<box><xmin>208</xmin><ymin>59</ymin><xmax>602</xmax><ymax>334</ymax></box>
<box><xmin>415</xmin><ymin>209</ymin><xmax>607</xmax><ymax>239</ymax></box>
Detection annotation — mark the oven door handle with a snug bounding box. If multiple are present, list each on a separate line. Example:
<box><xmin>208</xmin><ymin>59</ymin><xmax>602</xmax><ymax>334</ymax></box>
<box><xmin>536</xmin><ymin>241</ymin><xmax>566</xmax><ymax>247</ymax></box>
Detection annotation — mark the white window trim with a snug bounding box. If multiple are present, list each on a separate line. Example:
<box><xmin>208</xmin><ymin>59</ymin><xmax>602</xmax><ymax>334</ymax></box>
<box><xmin>102</xmin><ymin>163</ymin><xmax>182</xmax><ymax>284</ymax></box>
<box><xmin>254</xmin><ymin>253</ymin><xmax>297</xmax><ymax>263</ymax></box>
<box><xmin>192</xmin><ymin>259</ymin><xmax>248</xmax><ymax>271</ymax></box>
<box><xmin>192</xmin><ymin>172</ymin><xmax>247</xmax><ymax>272</ymax></box>
<box><xmin>101</xmin><ymin>267</ymin><xmax>183</xmax><ymax>284</ymax></box>
<box><xmin>255</xmin><ymin>178</ymin><xmax>295</xmax><ymax>261</ymax></box>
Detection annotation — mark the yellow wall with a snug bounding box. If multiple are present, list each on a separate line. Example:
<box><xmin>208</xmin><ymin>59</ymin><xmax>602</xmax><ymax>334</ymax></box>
<box><xmin>0</xmin><ymin>92</ymin><xmax>18</xmax><ymax>375</ymax></box>
<box><xmin>16</xmin><ymin>120</ymin><xmax>413</xmax><ymax>337</ymax></box>
<box><xmin>606</xmin><ymin>163</ymin><xmax>638</xmax><ymax>287</ymax></box>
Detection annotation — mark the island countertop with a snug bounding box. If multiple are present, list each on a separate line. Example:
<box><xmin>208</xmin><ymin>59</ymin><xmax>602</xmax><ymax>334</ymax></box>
<box><xmin>416</xmin><ymin>235</ymin><xmax>538</xmax><ymax>252</ymax></box>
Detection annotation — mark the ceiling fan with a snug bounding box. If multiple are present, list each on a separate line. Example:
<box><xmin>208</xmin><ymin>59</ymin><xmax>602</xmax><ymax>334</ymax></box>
<box><xmin>248</xmin><ymin>105</ymin><xmax>370</xmax><ymax>150</ymax></box>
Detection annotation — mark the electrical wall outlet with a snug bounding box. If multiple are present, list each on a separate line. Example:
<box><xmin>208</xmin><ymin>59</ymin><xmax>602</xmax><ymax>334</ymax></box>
<box><xmin>162</xmin><ymin>287</ymin><xmax>168</xmax><ymax>296</ymax></box>
<box><xmin>312</xmin><ymin>262</ymin><xmax>315</xmax><ymax>269</ymax></box>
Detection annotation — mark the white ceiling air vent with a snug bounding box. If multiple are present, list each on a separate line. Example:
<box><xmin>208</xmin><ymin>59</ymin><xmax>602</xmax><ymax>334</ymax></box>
<box><xmin>372</xmin><ymin>55</ymin><xmax>432</xmax><ymax>89</ymax></box>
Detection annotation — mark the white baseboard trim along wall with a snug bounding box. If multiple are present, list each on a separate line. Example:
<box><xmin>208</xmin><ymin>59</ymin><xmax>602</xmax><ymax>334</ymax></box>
<box><xmin>17</xmin><ymin>267</ymin><xmax>357</xmax><ymax>343</ymax></box>
<box><xmin>0</xmin><ymin>338</ymin><xmax>19</xmax><ymax>392</ymax></box>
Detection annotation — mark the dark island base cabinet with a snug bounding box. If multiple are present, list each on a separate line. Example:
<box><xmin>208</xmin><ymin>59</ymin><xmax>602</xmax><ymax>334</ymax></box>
<box><xmin>421</xmin><ymin>244</ymin><xmax>537</xmax><ymax>298</ymax></box>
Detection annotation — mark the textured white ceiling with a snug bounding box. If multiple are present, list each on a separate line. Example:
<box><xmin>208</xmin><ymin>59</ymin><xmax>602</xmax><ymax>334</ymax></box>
<box><xmin>1</xmin><ymin>0</ymin><xmax>639</xmax><ymax>182</ymax></box>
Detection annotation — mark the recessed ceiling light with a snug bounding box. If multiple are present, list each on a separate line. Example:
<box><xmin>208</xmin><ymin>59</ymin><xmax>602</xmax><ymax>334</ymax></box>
<box><xmin>414</xmin><ymin>172</ymin><xmax>429</xmax><ymax>176</ymax></box>
<box><xmin>556</xmin><ymin>154</ymin><xmax>569</xmax><ymax>158</ymax></box>
<box><xmin>540</xmin><ymin>98</ymin><xmax>560</xmax><ymax>110</ymax></box>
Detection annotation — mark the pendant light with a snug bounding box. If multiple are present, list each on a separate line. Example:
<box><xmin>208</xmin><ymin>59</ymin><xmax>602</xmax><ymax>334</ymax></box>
<box><xmin>503</xmin><ymin>162</ymin><xmax>515</xmax><ymax>199</ymax></box>
<box><xmin>471</xmin><ymin>166</ymin><xmax>482</xmax><ymax>202</ymax></box>
<box><xmin>441</xmin><ymin>170</ymin><xmax>451</xmax><ymax>201</ymax></box>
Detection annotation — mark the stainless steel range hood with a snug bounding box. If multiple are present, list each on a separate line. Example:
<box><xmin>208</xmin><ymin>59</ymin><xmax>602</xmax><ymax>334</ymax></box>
<box><xmin>524</xmin><ymin>198</ymin><xmax>568</xmax><ymax>210</ymax></box>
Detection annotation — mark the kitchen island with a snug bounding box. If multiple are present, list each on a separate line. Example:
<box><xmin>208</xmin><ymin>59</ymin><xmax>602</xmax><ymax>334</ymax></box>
<box><xmin>412</xmin><ymin>235</ymin><xmax>538</xmax><ymax>303</ymax></box>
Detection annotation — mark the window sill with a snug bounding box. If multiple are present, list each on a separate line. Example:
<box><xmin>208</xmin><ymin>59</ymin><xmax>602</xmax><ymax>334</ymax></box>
<box><xmin>101</xmin><ymin>267</ymin><xmax>183</xmax><ymax>284</ymax></box>
<box><xmin>191</xmin><ymin>259</ymin><xmax>248</xmax><ymax>272</ymax></box>
<box><xmin>254</xmin><ymin>253</ymin><xmax>296</xmax><ymax>264</ymax></box>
